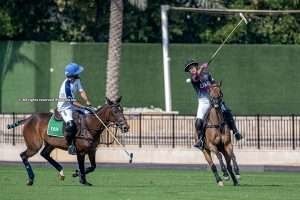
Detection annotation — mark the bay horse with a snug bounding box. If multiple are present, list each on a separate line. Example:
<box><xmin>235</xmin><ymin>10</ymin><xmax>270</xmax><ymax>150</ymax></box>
<box><xmin>202</xmin><ymin>83</ymin><xmax>239</xmax><ymax>186</ymax></box>
<box><xmin>7</xmin><ymin>96</ymin><xmax>129</xmax><ymax>186</ymax></box>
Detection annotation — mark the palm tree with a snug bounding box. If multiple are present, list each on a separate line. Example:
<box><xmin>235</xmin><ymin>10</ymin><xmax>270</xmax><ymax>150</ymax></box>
<box><xmin>105</xmin><ymin>0</ymin><xmax>146</xmax><ymax>101</ymax></box>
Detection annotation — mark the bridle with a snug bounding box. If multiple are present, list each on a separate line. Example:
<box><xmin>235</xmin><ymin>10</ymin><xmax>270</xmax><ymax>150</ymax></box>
<box><xmin>206</xmin><ymin>85</ymin><xmax>226</xmax><ymax>131</ymax></box>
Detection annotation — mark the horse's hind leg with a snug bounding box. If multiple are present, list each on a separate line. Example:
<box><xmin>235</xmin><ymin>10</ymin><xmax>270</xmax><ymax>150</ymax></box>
<box><xmin>224</xmin><ymin>146</ymin><xmax>239</xmax><ymax>186</ymax></box>
<box><xmin>203</xmin><ymin>149</ymin><xmax>223</xmax><ymax>186</ymax></box>
<box><xmin>73</xmin><ymin>149</ymin><xmax>96</xmax><ymax>178</ymax></box>
<box><xmin>216</xmin><ymin>151</ymin><xmax>229</xmax><ymax>180</ymax></box>
<box><xmin>40</xmin><ymin>143</ymin><xmax>64</xmax><ymax>180</ymax></box>
<box><xmin>20</xmin><ymin>148</ymin><xmax>40</xmax><ymax>186</ymax></box>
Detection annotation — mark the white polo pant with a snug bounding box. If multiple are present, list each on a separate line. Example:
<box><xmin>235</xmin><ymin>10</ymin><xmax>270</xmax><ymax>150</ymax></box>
<box><xmin>196</xmin><ymin>96</ymin><xmax>210</xmax><ymax>119</ymax></box>
<box><xmin>58</xmin><ymin>106</ymin><xmax>89</xmax><ymax>123</ymax></box>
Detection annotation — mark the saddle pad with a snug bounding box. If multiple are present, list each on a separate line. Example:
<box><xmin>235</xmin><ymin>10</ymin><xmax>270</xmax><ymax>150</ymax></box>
<box><xmin>47</xmin><ymin>115</ymin><xmax>64</xmax><ymax>137</ymax></box>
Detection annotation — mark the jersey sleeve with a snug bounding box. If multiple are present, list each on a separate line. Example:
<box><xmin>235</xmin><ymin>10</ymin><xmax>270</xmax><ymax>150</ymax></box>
<box><xmin>75</xmin><ymin>79</ymin><xmax>84</xmax><ymax>92</ymax></box>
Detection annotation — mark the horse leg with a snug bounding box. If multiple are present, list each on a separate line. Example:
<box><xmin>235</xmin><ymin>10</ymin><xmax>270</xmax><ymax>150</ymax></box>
<box><xmin>232</xmin><ymin>152</ymin><xmax>240</xmax><ymax>180</ymax></box>
<box><xmin>216</xmin><ymin>151</ymin><xmax>229</xmax><ymax>180</ymax></box>
<box><xmin>20</xmin><ymin>148</ymin><xmax>39</xmax><ymax>186</ymax></box>
<box><xmin>40</xmin><ymin>143</ymin><xmax>65</xmax><ymax>180</ymax></box>
<box><xmin>223</xmin><ymin>146</ymin><xmax>239</xmax><ymax>186</ymax></box>
<box><xmin>77</xmin><ymin>153</ymin><xmax>92</xmax><ymax>186</ymax></box>
<box><xmin>202</xmin><ymin>149</ymin><xmax>223</xmax><ymax>186</ymax></box>
<box><xmin>73</xmin><ymin>149</ymin><xmax>96</xmax><ymax>177</ymax></box>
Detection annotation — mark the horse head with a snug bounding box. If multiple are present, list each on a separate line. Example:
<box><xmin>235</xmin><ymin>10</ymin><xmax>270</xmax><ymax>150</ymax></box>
<box><xmin>208</xmin><ymin>81</ymin><xmax>223</xmax><ymax>108</ymax></box>
<box><xmin>104</xmin><ymin>96</ymin><xmax>130</xmax><ymax>133</ymax></box>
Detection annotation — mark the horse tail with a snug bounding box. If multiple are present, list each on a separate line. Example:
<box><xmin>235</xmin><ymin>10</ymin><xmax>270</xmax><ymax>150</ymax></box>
<box><xmin>7</xmin><ymin>117</ymin><xmax>31</xmax><ymax>129</ymax></box>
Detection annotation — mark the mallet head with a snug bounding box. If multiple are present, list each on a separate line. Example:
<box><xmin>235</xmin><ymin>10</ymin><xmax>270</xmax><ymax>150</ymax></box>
<box><xmin>239</xmin><ymin>13</ymin><xmax>248</xmax><ymax>24</ymax></box>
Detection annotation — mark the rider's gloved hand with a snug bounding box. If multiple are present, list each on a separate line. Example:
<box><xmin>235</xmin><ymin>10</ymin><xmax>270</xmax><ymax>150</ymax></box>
<box><xmin>201</xmin><ymin>63</ymin><xmax>208</xmax><ymax>69</ymax></box>
<box><xmin>83</xmin><ymin>105</ymin><xmax>97</xmax><ymax>113</ymax></box>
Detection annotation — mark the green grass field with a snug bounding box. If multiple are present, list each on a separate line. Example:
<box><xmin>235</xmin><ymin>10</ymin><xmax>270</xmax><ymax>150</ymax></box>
<box><xmin>0</xmin><ymin>165</ymin><xmax>300</xmax><ymax>200</ymax></box>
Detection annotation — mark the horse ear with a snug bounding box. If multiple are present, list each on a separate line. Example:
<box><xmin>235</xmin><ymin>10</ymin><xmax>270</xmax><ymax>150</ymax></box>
<box><xmin>105</xmin><ymin>97</ymin><xmax>114</xmax><ymax>105</ymax></box>
<box><xmin>116</xmin><ymin>96</ymin><xmax>122</xmax><ymax>103</ymax></box>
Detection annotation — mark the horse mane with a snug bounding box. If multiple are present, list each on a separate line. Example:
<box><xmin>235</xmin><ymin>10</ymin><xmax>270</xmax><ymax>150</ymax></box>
<box><xmin>95</xmin><ymin>104</ymin><xmax>108</xmax><ymax>113</ymax></box>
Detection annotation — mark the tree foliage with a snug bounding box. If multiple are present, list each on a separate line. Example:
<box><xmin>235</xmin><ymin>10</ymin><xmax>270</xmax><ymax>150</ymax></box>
<box><xmin>0</xmin><ymin>0</ymin><xmax>299</xmax><ymax>43</ymax></box>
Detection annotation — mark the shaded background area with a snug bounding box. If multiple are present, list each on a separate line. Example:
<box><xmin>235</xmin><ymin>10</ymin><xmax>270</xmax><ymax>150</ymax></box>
<box><xmin>0</xmin><ymin>41</ymin><xmax>299</xmax><ymax>115</ymax></box>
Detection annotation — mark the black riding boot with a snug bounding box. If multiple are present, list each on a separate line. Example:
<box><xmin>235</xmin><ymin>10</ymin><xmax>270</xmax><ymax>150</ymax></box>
<box><xmin>65</xmin><ymin>120</ymin><xmax>77</xmax><ymax>155</ymax></box>
<box><xmin>194</xmin><ymin>119</ymin><xmax>205</xmax><ymax>150</ymax></box>
<box><xmin>223</xmin><ymin>110</ymin><xmax>243</xmax><ymax>141</ymax></box>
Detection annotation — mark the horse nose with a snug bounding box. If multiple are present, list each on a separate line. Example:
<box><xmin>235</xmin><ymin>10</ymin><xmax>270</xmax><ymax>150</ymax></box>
<box><xmin>123</xmin><ymin>124</ymin><xmax>130</xmax><ymax>133</ymax></box>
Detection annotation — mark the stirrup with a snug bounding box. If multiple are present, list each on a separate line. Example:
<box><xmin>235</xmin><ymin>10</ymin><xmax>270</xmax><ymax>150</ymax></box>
<box><xmin>68</xmin><ymin>144</ymin><xmax>77</xmax><ymax>155</ymax></box>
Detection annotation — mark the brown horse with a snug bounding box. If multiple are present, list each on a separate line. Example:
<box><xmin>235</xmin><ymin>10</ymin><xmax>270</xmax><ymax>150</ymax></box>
<box><xmin>202</xmin><ymin>83</ymin><xmax>239</xmax><ymax>186</ymax></box>
<box><xmin>7</xmin><ymin>97</ymin><xmax>129</xmax><ymax>186</ymax></box>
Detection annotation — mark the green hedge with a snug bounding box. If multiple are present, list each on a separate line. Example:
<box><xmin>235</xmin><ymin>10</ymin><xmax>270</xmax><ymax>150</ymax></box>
<box><xmin>1</xmin><ymin>42</ymin><xmax>300</xmax><ymax>115</ymax></box>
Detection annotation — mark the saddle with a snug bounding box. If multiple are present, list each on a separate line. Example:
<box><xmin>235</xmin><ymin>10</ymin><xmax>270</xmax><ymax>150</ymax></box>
<box><xmin>49</xmin><ymin>109</ymin><xmax>89</xmax><ymax>138</ymax></box>
<box><xmin>203</xmin><ymin>107</ymin><xmax>226</xmax><ymax>133</ymax></box>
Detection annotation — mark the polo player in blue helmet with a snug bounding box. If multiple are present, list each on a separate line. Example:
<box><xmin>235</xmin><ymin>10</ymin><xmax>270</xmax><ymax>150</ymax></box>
<box><xmin>57</xmin><ymin>62</ymin><xmax>91</xmax><ymax>155</ymax></box>
<box><xmin>184</xmin><ymin>60</ymin><xmax>243</xmax><ymax>150</ymax></box>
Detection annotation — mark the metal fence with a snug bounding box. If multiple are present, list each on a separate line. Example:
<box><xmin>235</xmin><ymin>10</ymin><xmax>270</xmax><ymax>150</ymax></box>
<box><xmin>1</xmin><ymin>113</ymin><xmax>300</xmax><ymax>150</ymax></box>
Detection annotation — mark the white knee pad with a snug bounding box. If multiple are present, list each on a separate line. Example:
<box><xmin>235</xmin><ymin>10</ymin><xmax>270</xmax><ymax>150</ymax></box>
<box><xmin>60</xmin><ymin>109</ymin><xmax>73</xmax><ymax>122</ymax></box>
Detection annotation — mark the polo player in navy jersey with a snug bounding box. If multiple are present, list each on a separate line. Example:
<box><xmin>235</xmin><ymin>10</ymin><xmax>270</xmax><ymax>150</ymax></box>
<box><xmin>184</xmin><ymin>60</ymin><xmax>243</xmax><ymax>150</ymax></box>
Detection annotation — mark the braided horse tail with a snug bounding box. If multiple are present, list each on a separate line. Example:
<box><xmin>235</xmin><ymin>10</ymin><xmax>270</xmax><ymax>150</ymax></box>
<box><xmin>7</xmin><ymin>116</ymin><xmax>32</xmax><ymax>129</ymax></box>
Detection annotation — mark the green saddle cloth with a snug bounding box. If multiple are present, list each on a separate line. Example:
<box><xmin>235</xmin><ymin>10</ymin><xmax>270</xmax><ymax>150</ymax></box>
<box><xmin>47</xmin><ymin>115</ymin><xmax>64</xmax><ymax>137</ymax></box>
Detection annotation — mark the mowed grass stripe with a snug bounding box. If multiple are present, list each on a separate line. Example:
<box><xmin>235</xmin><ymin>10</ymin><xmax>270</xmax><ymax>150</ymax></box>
<box><xmin>0</xmin><ymin>166</ymin><xmax>299</xmax><ymax>200</ymax></box>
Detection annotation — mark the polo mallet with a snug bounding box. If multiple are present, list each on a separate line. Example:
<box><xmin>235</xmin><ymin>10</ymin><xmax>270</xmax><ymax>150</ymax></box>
<box><xmin>207</xmin><ymin>13</ymin><xmax>248</xmax><ymax>65</ymax></box>
<box><xmin>90</xmin><ymin>110</ymin><xmax>133</xmax><ymax>163</ymax></box>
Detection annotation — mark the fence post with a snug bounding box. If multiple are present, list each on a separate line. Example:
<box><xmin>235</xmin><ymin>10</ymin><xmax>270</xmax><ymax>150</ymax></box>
<box><xmin>12</xmin><ymin>112</ymin><xmax>16</xmax><ymax>146</ymax></box>
<box><xmin>106</xmin><ymin>129</ymin><xmax>109</xmax><ymax>147</ymax></box>
<box><xmin>139</xmin><ymin>113</ymin><xmax>142</xmax><ymax>148</ymax></box>
<box><xmin>257</xmin><ymin>114</ymin><xmax>260</xmax><ymax>149</ymax></box>
<box><xmin>172</xmin><ymin>114</ymin><xmax>175</xmax><ymax>148</ymax></box>
<box><xmin>292</xmin><ymin>114</ymin><xmax>295</xmax><ymax>150</ymax></box>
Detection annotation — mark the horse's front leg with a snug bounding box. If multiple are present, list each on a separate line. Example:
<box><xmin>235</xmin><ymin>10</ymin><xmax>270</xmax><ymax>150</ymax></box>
<box><xmin>73</xmin><ymin>149</ymin><xmax>96</xmax><ymax>177</ymax></box>
<box><xmin>77</xmin><ymin>153</ymin><xmax>92</xmax><ymax>186</ymax></box>
<box><xmin>202</xmin><ymin>149</ymin><xmax>223</xmax><ymax>186</ymax></box>
<box><xmin>216</xmin><ymin>151</ymin><xmax>229</xmax><ymax>180</ymax></box>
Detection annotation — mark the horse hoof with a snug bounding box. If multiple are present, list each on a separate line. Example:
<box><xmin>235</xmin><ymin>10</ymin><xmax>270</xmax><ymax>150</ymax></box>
<box><xmin>80</xmin><ymin>180</ymin><xmax>92</xmax><ymax>186</ymax></box>
<box><xmin>236</xmin><ymin>175</ymin><xmax>241</xmax><ymax>180</ymax></box>
<box><xmin>223</xmin><ymin>175</ymin><xmax>230</xmax><ymax>181</ymax></box>
<box><xmin>217</xmin><ymin>181</ymin><xmax>224</xmax><ymax>187</ymax></box>
<box><xmin>84</xmin><ymin>182</ymin><xmax>93</xmax><ymax>186</ymax></box>
<box><xmin>59</xmin><ymin>174</ymin><xmax>65</xmax><ymax>181</ymax></box>
<box><xmin>72</xmin><ymin>170</ymin><xmax>79</xmax><ymax>178</ymax></box>
<box><xmin>234</xmin><ymin>182</ymin><xmax>240</xmax><ymax>186</ymax></box>
<box><xmin>26</xmin><ymin>179</ymin><xmax>34</xmax><ymax>186</ymax></box>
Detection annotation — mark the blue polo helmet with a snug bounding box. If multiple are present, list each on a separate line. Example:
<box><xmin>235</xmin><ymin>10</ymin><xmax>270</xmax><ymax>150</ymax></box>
<box><xmin>64</xmin><ymin>62</ymin><xmax>84</xmax><ymax>77</ymax></box>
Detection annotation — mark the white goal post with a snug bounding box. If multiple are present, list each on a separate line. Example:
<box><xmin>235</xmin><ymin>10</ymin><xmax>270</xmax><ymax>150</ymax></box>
<box><xmin>160</xmin><ymin>5</ymin><xmax>300</xmax><ymax>112</ymax></box>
